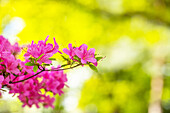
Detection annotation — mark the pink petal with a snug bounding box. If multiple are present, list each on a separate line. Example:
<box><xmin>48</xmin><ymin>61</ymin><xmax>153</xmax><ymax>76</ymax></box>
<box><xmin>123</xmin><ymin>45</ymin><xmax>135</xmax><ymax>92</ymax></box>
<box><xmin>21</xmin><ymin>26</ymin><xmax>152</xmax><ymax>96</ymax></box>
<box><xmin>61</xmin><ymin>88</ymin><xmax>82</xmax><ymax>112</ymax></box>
<box><xmin>79</xmin><ymin>44</ymin><xmax>88</xmax><ymax>52</ymax></box>
<box><xmin>11</xmin><ymin>68</ymin><xmax>20</xmax><ymax>74</ymax></box>
<box><xmin>53</xmin><ymin>37</ymin><xmax>59</xmax><ymax>49</ymax></box>
<box><xmin>24</xmin><ymin>53</ymin><xmax>30</xmax><ymax>58</ymax></box>
<box><xmin>63</xmin><ymin>48</ymin><xmax>70</xmax><ymax>55</ymax></box>
<box><xmin>81</xmin><ymin>59</ymin><xmax>87</xmax><ymax>64</ymax></box>
<box><xmin>43</xmin><ymin>59</ymin><xmax>52</xmax><ymax>64</ymax></box>
<box><xmin>31</xmin><ymin>40</ymin><xmax>34</xmax><ymax>46</ymax></box>
<box><xmin>68</xmin><ymin>43</ymin><xmax>73</xmax><ymax>50</ymax></box>
<box><xmin>0</xmin><ymin>76</ymin><xmax>4</xmax><ymax>83</ymax></box>
<box><xmin>88</xmin><ymin>48</ymin><xmax>95</xmax><ymax>55</ymax></box>
<box><xmin>45</xmin><ymin>35</ymin><xmax>49</xmax><ymax>43</ymax></box>
<box><xmin>52</xmin><ymin>38</ymin><xmax>59</xmax><ymax>53</ymax></box>
<box><xmin>75</xmin><ymin>50</ymin><xmax>83</xmax><ymax>58</ymax></box>
<box><xmin>86</xmin><ymin>57</ymin><xmax>97</xmax><ymax>63</ymax></box>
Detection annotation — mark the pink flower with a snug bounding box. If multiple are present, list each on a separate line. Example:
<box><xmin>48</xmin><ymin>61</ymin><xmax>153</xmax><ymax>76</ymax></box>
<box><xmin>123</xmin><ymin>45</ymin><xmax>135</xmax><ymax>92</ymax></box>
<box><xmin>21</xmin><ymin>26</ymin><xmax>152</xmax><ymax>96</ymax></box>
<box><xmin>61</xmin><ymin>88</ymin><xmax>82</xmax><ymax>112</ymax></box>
<box><xmin>3</xmin><ymin>55</ymin><xmax>20</xmax><ymax>74</ymax></box>
<box><xmin>75</xmin><ymin>44</ymin><xmax>97</xmax><ymax>66</ymax></box>
<box><xmin>0</xmin><ymin>35</ymin><xmax>21</xmax><ymax>55</ymax></box>
<box><xmin>11</xmin><ymin>42</ymin><xmax>21</xmax><ymax>55</ymax></box>
<box><xmin>24</xmin><ymin>35</ymin><xmax>59</xmax><ymax>64</ymax></box>
<box><xmin>42</xmin><ymin>95</ymin><xmax>55</xmax><ymax>108</ymax></box>
<box><xmin>63</xmin><ymin>43</ymin><xmax>77</xmax><ymax>59</ymax></box>
<box><xmin>40</xmin><ymin>69</ymin><xmax>67</xmax><ymax>95</ymax></box>
<box><xmin>0</xmin><ymin>35</ymin><xmax>12</xmax><ymax>52</ymax></box>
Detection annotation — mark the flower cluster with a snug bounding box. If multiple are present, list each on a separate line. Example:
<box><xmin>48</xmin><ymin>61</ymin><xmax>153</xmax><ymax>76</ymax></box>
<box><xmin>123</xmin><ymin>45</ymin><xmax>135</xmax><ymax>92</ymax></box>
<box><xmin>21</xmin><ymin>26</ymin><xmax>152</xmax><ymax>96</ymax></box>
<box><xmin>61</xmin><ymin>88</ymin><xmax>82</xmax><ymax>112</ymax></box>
<box><xmin>9</xmin><ymin>69</ymin><xmax>67</xmax><ymax>108</ymax></box>
<box><xmin>0</xmin><ymin>35</ymin><xmax>21</xmax><ymax>87</ymax></box>
<box><xmin>0</xmin><ymin>35</ymin><xmax>102</xmax><ymax>108</ymax></box>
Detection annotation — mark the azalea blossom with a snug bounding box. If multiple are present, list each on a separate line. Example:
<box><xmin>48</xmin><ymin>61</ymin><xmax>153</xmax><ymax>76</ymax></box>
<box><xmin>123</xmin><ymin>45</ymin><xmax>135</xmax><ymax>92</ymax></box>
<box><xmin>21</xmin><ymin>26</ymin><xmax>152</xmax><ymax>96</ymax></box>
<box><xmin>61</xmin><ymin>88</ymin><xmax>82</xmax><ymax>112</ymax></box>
<box><xmin>63</xmin><ymin>43</ymin><xmax>97</xmax><ymax>66</ymax></box>
<box><xmin>63</xmin><ymin>43</ymin><xmax>77</xmax><ymax>59</ymax></box>
<box><xmin>76</xmin><ymin>44</ymin><xmax>97</xmax><ymax>66</ymax></box>
<box><xmin>24</xmin><ymin>35</ymin><xmax>59</xmax><ymax>64</ymax></box>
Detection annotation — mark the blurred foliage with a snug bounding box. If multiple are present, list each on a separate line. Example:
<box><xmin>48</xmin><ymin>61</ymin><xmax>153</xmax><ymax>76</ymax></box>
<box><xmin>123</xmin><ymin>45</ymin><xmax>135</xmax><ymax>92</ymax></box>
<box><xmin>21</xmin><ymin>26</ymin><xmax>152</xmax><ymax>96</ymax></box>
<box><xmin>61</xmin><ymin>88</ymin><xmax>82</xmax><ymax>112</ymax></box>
<box><xmin>1</xmin><ymin>0</ymin><xmax>170</xmax><ymax>113</ymax></box>
<box><xmin>79</xmin><ymin>48</ymin><xmax>152</xmax><ymax>113</ymax></box>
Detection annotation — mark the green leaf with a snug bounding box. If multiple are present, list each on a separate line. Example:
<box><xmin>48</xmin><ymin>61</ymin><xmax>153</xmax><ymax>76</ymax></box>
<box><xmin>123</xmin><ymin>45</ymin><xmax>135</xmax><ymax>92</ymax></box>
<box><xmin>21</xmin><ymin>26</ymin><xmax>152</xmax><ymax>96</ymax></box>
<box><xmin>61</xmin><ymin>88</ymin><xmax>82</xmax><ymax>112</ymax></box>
<box><xmin>36</xmin><ymin>54</ymin><xmax>44</xmax><ymax>62</ymax></box>
<box><xmin>96</xmin><ymin>57</ymin><xmax>103</xmax><ymax>61</ymax></box>
<box><xmin>73</xmin><ymin>56</ymin><xmax>80</xmax><ymax>62</ymax></box>
<box><xmin>0</xmin><ymin>59</ymin><xmax>4</xmax><ymax>62</ymax></box>
<box><xmin>61</xmin><ymin>64</ymin><xmax>68</xmax><ymax>67</ymax></box>
<box><xmin>89</xmin><ymin>64</ymin><xmax>98</xmax><ymax>72</ymax></box>
<box><xmin>29</xmin><ymin>57</ymin><xmax>36</xmax><ymax>63</ymax></box>
<box><xmin>12</xmin><ymin>73</ymin><xmax>19</xmax><ymax>77</ymax></box>
<box><xmin>48</xmin><ymin>58</ymin><xmax>56</xmax><ymax>60</ymax></box>
<box><xmin>25</xmin><ymin>62</ymin><xmax>34</xmax><ymax>66</ymax></box>
<box><xmin>0</xmin><ymin>64</ymin><xmax>6</xmax><ymax>67</ymax></box>
<box><xmin>33</xmin><ymin>65</ymin><xmax>38</xmax><ymax>72</ymax></box>
<box><xmin>61</xmin><ymin>55</ymin><xmax>69</xmax><ymax>61</ymax></box>
<box><xmin>29</xmin><ymin>57</ymin><xmax>35</xmax><ymax>61</ymax></box>
<box><xmin>42</xmin><ymin>64</ymin><xmax>51</xmax><ymax>66</ymax></box>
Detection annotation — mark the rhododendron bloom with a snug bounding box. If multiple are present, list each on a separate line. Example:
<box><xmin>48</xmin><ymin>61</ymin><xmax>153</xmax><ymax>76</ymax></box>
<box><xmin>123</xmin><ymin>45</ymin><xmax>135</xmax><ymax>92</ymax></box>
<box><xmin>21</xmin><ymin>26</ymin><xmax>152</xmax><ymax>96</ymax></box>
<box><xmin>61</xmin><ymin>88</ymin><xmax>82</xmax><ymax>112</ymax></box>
<box><xmin>3</xmin><ymin>55</ymin><xmax>20</xmax><ymax>74</ymax></box>
<box><xmin>63</xmin><ymin>43</ymin><xmax>98</xmax><ymax>66</ymax></box>
<box><xmin>75</xmin><ymin>44</ymin><xmax>97</xmax><ymax>66</ymax></box>
<box><xmin>11</xmin><ymin>43</ymin><xmax>21</xmax><ymax>55</ymax></box>
<box><xmin>40</xmin><ymin>69</ymin><xmax>67</xmax><ymax>95</ymax></box>
<box><xmin>24</xmin><ymin>35</ymin><xmax>59</xmax><ymax>64</ymax></box>
<box><xmin>63</xmin><ymin>43</ymin><xmax>77</xmax><ymax>59</ymax></box>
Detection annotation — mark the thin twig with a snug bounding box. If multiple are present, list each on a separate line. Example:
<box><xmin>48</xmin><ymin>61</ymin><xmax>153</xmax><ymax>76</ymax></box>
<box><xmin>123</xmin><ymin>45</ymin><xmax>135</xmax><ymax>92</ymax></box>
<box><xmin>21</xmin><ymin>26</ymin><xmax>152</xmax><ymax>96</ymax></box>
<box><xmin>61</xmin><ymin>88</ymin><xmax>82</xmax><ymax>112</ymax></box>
<box><xmin>9</xmin><ymin>64</ymin><xmax>81</xmax><ymax>84</ymax></box>
<box><xmin>9</xmin><ymin>70</ymin><xmax>45</xmax><ymax>84</ymax></box>
<box><xmin>45</xmin><ymin>64</ymin><xmax>81</xmax><ymax>71</ymax></box>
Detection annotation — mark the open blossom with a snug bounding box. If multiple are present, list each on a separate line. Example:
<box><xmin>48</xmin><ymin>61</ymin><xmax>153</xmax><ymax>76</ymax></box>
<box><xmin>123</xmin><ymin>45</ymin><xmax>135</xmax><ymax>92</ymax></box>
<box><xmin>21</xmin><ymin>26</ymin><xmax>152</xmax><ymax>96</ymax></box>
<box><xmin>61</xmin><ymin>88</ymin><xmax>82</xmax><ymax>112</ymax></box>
<box><xmin>40</xmin><ymin>69</ymin><xmax>67</xmax><ymax>95</ymax></box>
<box><xmin>3</xmin><ymin>55</ymin><xmax>20</xmax><ymax>74</ymax></box>
<box><xmin>63</xmin><ymin>43</ymin><xmax>77</xmax><ymax>59</ymax></box>
<box><xmin>0</xmin><ymin>35</ymin><xmax>21</xmax><ymax>55</ymax></box>
<box><xmin>63</xmin><ymin>43</ymin><xmax>97</xmax><ymax>66</ymax></box>
<box><xmin>0</xmin><ymin>35</ymin><xmax>13</xmax><ymax>52</ymax></box>
<box><xmin>42</xmin><ymin>95</ymin><xmax>55</xmax><ymax>108</ymax></box>
<box><xmin>76</xmin><ymin>44</ymin><xmax>97</xmax><ymax>66</ymax></box>
<box><xmin>11</xmin><ymin>43</ymin><xmax>21</xmax><ymax>55</ymax></box>
<box><xmin>24</xmin><ymin>35</ymin><xmax>60</xmax><ymax>64</ymax></box>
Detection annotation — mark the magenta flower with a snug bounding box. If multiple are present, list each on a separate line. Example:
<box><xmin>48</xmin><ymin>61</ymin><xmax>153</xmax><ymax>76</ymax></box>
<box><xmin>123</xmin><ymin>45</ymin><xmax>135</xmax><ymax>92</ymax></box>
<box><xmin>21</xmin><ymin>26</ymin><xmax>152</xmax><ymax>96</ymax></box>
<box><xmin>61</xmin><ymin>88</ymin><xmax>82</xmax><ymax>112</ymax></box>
<box><xmin>4</xmin><ymin>55</ymin><xmax>20</xmax><ymax>74</ymax></box>
<box><xmin>42</xmin><ymin>95</ymin><xmax>55</xmax><ymax>108</ymax></box>
<box><xmin>11</xmin><ymin>42</ymin><xmax>21</xmax><ymax>55</ymax></box>
<box><xmin>75</xmin><ymin>44</ymin><xmax>97</xmax><ymax>66</ymax></box>
<box><xmin>63</xmin><ymin>43</ymin><xmax>77</xmax><ymax>59</ymax></box>
<box><xmin>0</xmin><ymin>35</ymin><xmax>21</xmax><ymax>55</ymax></box>
<box><xmin>41</xmin><ymin>69</ymin><xmax>67</xmax><ymax>95</ymax></box>
<box><xmin>63</xmin><ymin>43</ymin><xmax>98</xmax><ymax>66</ymax></box>
<box><xmin>24</xmin><ymin>35</ymin><xmax>59</xmax><ymax>64</ymax></box>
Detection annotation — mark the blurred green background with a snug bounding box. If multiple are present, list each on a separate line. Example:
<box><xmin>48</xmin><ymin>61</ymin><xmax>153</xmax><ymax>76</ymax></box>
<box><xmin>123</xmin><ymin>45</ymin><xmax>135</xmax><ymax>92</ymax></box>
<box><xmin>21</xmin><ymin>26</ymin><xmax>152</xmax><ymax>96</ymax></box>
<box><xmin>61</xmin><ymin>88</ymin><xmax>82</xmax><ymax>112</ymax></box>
<box><xmin>1</xmin><ymin>0</ymin><xmax>170</xmax><ymax>113</ymax></box>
